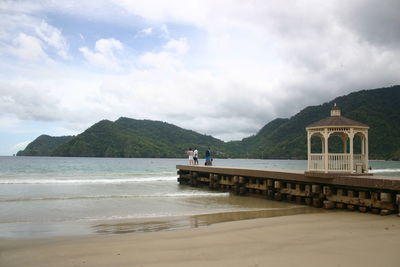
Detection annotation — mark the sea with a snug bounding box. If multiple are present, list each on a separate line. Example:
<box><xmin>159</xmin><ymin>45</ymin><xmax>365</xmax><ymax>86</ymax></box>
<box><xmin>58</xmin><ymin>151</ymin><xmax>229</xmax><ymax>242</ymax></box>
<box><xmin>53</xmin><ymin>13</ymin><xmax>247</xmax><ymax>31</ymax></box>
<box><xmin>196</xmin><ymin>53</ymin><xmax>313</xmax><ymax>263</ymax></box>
<box><xmin>0</xmin><ymin>156</ymin><xmax>399</xmax><ymax>239</ymax></box>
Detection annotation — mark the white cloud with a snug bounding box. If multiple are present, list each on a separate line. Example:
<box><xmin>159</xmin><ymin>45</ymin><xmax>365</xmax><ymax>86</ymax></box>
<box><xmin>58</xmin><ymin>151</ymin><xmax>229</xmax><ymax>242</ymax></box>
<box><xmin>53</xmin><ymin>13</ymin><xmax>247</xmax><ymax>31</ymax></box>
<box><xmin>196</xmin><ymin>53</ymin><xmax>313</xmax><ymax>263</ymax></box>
<box><xmin>0</xmin><ymin>7</ymin><xmax>69</xmax><ymax>62</ymax></box>
<box><xmin>112</xmin><ymin>0</ymin><xmax>209</xmax><ymax>25</ymax></box>
<box><xmin>141</xmin><ymin>27</ymin><xmax>153</xmax><ymax>35</ymax></box>
<box><xmin>80</xmin><ymin>38</ymin><xmax>124</xmax><ymax>70</ymax></box>
<box><xmin>164</xmin><ymin>37</ymin><xmax>189</xmax><ymax>55</ymax></box>
<box><xmin>95</xmin><ymin>38</ymin><xmax>123</xmax><ymax>54</ymax></box>
<box><xmin>0</xmin><ymin>80</ymin><xmax>61</xmax><ymax>121</ymax></box>
<box><xmin>139</xmin><ymin>37</ymin><xmax>189</xmax><ymax>69</ymax></box>
<box><xmin>9</xmin><ymin>33</ymin><xmax>49</xmax><ymax>61</ymax></box>
<box><xmin>139</xmin><ymin>51</ymin><xmax>182</xmax><ymax>69</ymax></box>
<box><xmin>35</xmin><ymin>20</ymin><xmax>69</xmax><ymax>59</ymax></box>
<box><xmin>160</xmin><ymin>24</ymin><xmax>169</xmax><ymax>38</ymax></box>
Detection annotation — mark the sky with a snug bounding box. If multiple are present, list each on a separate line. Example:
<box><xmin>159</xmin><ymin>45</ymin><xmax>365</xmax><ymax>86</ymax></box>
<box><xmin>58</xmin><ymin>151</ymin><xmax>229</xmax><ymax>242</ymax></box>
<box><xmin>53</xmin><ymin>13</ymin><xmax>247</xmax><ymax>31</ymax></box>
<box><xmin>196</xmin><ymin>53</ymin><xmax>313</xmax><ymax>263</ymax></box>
<box><xmin>1</xmin><ymin>0</ymin><xmax>400</xmax><ymax>155</ymax></box>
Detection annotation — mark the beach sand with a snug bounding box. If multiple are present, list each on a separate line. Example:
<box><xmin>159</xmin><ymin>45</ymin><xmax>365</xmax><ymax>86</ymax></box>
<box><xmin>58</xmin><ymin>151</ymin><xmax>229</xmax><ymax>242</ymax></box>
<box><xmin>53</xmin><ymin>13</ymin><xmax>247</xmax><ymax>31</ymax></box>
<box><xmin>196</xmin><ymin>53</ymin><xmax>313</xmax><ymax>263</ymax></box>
<box><xmin>1</xmin><ymin>211</ymin><xmax>399</xmax><ymax>267</ymax></box>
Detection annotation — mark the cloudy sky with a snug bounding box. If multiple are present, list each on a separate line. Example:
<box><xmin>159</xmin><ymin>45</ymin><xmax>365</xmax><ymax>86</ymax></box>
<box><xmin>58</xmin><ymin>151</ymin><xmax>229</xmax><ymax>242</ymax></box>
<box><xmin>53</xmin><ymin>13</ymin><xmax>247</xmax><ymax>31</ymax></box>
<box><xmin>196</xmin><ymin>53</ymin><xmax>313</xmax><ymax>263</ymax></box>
<box><xmin>1</xmin><ymin>0</ymin><xmax>400</xmax><ymax>155</ymax></box>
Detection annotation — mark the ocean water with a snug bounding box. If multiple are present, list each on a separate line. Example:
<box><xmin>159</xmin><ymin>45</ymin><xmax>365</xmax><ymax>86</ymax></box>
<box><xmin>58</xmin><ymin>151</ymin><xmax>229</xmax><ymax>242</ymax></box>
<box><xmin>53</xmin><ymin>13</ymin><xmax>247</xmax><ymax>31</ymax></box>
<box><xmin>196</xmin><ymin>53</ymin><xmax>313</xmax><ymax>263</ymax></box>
<box><xmin>0</xmin><ymin>157</ymin><xmax>399</xmax><ymax>238</ymax></box>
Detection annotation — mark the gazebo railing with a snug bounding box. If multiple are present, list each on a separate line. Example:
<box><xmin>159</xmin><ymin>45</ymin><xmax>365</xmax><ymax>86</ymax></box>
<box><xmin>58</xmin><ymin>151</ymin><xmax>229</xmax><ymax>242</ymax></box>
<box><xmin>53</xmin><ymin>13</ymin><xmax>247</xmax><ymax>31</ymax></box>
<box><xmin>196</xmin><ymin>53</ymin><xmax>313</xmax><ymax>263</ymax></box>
<box><xmin>309</xmin><ymin>153</ymin><xmax>365</xmax><ymax>172</ymax></box>
<box><xmin>309</xmin><ymin>154</ymin><xmax>324</xmax><ymax>171</ymax></box>
<box><xmin>328</xmin><ymin>153</ymin><xmax>351</xmax><ymax>171</ymax></box>
<box><xmin>353</xmin><ymin>154</ymin><xmax>364</xmax><ymax>166</ymax></box>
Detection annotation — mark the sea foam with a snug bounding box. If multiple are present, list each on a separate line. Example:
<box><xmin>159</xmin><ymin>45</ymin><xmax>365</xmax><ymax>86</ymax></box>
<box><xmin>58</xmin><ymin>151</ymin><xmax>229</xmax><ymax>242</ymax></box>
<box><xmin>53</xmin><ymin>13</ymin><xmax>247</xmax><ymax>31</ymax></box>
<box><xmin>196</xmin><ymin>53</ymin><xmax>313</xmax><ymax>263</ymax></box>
<box><xmin>0</xmin><ymin>176</ymin><xmax>177</xmax><ymax>184</ymax></box>
<box><xmin>369</xmin><ymin>168</ymin><xmax>400</xmax><ymax>174</ymax></box>
<box><xmin>0</xmin><ymin>192</ymin><xmax>229</xmax><ymax>203</ymax></box>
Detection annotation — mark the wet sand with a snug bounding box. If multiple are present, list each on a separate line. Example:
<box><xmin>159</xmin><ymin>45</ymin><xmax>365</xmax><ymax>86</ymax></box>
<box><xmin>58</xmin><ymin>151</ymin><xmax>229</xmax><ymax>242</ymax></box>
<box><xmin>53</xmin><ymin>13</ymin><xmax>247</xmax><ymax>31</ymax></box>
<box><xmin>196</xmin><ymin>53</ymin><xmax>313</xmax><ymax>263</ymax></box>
<box><xmin>93</xmin><ymin>206</ymin><xmax>324</xmax><ymax>234</ymax></box>
<box><xmin>1</xmin><ymin>211</ymin><xmax>399</xmax><ymax>267</ymax></box>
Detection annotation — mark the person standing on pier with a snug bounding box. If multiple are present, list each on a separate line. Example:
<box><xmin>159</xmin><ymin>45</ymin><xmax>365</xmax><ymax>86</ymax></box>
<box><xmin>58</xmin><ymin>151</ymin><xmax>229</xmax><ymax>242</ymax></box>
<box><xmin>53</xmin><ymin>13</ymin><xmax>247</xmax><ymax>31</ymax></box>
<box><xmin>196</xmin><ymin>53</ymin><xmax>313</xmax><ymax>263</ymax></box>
<box><xmin>193</xmin><ymin>148</ymin><xmax>199</xmax><ymax>165</ymax></box>
<box><xmin>186</xmin><ymin>148</ymin><xmax>194</xmax><ymax>165</ymax></box>
<box><xmin>205</xmin><ymin>147</ymin><xmax>213</xmax><ymax>166</ymax></box>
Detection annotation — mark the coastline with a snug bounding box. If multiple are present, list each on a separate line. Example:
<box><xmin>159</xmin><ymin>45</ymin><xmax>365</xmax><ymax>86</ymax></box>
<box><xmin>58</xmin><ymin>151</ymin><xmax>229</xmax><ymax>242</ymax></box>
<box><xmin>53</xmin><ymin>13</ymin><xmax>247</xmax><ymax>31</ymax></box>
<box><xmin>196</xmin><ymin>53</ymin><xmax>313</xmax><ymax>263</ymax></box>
<box><xmin>1</xmin><ymin>211</ymin><xmax>399</xmax><ymax>267</ymax></box>
<box><xmin>0</xmin><ymin>204</ymin><xmax>323</xmax><ymax>238</ymax></box>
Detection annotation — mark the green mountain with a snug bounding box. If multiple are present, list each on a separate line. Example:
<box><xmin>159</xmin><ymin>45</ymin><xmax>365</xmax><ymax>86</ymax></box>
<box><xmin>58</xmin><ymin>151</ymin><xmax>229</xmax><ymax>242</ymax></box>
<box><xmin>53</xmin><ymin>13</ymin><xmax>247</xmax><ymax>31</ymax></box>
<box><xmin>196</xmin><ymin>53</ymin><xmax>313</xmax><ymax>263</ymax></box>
<box><xmin>232</xmin><ymin>85</ymin><xmax>400</xmax><ymax>160</ymax></box>
<box><xmin>17</xmin><ymin>85</ymin><xmax>400</xmax><ymax>160</ymax></box>
<box><xmin>16</xmin><ymin>135</ymin><xmax>74</xmax><ymax>156</ymax></box>
<box><xmin>51</xmin><ymin>117</ymin><xmax>226</xmax><ymax>158</ymax></box>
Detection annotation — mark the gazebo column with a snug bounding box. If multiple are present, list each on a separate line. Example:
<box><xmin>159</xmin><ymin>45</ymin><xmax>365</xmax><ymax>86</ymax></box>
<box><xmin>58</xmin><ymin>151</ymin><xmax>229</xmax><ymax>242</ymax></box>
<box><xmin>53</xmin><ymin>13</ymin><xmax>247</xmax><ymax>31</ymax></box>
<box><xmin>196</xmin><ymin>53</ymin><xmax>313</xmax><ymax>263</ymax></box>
<box><xmin>361</xmin><ymin>136</ymin><xmax>365</xmax><ymax>155</ymax></box>
<box><xmin>349</xmin><ymin>129</ymin><xmax>354</xmax><ymax>173</ymax></box>
<box><xmin>365</xmin><ymin>133</ymin><xmax>369</xmax><ymax>171</ymax></box>
<box><xmin>341</xmin><ymin>136</ymin><xmax>348</xmax><ymax>153</ymax></box>
<box><xmin>307</xmin><ymin>132</ymin><xmax>311</xmax><ymax>170</ymax></box>
<box><xmin>323</xmin><ymin>131</ymin><xmax>329</xmax><ymax>173</ymax></box>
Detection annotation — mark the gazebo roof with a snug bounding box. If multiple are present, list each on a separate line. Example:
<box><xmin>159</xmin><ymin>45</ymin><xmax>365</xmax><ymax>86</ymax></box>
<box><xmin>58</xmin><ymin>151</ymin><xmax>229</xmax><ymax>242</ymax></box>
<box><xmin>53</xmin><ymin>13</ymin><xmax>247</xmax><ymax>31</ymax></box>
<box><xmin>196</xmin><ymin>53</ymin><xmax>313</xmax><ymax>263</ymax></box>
<box><xmin>307</xmin><ymin>115</ymin><xmax>369</xmax><ymax>128</ymax></box>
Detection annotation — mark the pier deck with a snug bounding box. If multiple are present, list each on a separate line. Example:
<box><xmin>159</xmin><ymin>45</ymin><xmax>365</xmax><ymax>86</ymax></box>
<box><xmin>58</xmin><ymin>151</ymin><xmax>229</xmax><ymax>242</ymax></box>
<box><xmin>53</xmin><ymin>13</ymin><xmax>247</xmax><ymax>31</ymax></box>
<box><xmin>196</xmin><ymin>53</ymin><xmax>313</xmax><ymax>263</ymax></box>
<box><xmin>176</xmin><ymin>165</ymin><xmax>400</xmax><ymax>216</ymax></box>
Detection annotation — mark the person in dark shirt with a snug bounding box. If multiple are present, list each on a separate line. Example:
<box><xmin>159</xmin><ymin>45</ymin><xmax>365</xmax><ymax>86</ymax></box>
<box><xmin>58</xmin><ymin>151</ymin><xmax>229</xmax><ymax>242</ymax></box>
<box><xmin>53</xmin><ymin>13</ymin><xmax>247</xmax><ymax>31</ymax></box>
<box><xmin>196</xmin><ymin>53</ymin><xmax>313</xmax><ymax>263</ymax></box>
<box><xmin>205</xmin><ymin>148</ymin><xmax>212</xmax><ymax>166</ymax></box>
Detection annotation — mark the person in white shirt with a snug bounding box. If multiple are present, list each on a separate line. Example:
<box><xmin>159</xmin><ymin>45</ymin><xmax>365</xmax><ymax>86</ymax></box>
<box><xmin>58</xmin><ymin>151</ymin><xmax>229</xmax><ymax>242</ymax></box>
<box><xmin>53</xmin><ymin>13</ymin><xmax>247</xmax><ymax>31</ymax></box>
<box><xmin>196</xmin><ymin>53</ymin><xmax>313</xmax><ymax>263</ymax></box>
<box><xmin>193</xmin><ymin>148</ymin><xmax>199</xmax><ymax>165</ymax></box>
<box><xmin>186</xmin><ymin>148</ymin><xmax>194</xmax><ymax>165</ymax></box>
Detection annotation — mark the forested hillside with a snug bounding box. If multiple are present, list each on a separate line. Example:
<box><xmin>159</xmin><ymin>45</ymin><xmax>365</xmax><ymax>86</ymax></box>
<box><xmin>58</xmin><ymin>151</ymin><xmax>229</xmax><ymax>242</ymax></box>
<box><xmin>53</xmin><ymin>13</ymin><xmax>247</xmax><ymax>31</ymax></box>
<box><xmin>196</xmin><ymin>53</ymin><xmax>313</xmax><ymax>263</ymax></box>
<box><xmin>230</xmin><ymin>85</ymin><xmax>400</xmax><ymax>160</ymax></box>
<box><xmin>17</xmin><ymin>85</ymin><xmax>400</xmax><ymax>160</ymax></box>
<box><xmin>51</xmin><ymin>117</ymin><xmax>226</xmax><ymax>158</ymax></box>
<box><xmin>16</xmin><ymin>135</ymin><xmax>74</xmax><ymax>156</ymax></box>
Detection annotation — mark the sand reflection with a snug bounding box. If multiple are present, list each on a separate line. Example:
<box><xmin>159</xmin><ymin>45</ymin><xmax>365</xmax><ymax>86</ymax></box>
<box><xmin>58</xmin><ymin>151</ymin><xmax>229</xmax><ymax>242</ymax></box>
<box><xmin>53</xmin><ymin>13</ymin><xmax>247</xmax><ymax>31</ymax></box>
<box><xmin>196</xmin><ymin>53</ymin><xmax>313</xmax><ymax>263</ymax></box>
<box><xmin>93</xmin><ymin>206</ymin><xmax>326</xmax><ymax>234</ymax></box>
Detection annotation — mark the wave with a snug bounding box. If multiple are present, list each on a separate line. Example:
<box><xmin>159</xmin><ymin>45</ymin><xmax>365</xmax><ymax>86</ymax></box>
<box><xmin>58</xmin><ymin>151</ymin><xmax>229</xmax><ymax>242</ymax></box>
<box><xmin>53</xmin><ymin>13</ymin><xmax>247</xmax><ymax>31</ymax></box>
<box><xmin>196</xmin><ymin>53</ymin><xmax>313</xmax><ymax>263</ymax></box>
<box><xmin>0</xmin><ymin>176</ymin><xmax>177</xmax><ymax>184</ymax></box>
<box><xmin>370</xmin><ymin>168</ymin><xmax>400</xmax><ymax>174</ymax></box>
<box><xmin>0</xmin><ymin>192</ymin><xmax>229</xmax><ymax>202</ymax></box>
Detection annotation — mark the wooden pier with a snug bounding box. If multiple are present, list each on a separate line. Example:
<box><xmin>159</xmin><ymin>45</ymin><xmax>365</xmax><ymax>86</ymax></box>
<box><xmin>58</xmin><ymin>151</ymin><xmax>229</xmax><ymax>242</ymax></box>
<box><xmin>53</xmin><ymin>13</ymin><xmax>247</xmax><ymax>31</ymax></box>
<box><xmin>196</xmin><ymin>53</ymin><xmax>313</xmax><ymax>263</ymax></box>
<box><xmin>177</xmin><ymin>165</ymin><xmax>400</xmax><ymax>216</ymax></box>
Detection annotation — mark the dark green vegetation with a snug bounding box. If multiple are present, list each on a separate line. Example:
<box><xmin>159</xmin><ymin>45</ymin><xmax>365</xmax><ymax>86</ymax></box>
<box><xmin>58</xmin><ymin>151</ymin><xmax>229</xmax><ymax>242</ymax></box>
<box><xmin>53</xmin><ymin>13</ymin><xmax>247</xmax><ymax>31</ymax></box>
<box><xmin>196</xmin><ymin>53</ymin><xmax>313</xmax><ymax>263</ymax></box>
<box><xmin>16</xmin><ymin>135</ymin><xmax>74</xmax><ymax>156</ymax></box>
<box><xmin>50</xmin><ymin>118</ymin><xmax>225</xmax><ymax>158</ymax></box>
<box><xmin>235</xmin><ymin>85</ymin><xmax>400</xmax><ymax>160</ymax></box>
<box><xmin>17</xmin><ymin>85</ymin><xmax>400</xmax><ymax>159</ymax></box>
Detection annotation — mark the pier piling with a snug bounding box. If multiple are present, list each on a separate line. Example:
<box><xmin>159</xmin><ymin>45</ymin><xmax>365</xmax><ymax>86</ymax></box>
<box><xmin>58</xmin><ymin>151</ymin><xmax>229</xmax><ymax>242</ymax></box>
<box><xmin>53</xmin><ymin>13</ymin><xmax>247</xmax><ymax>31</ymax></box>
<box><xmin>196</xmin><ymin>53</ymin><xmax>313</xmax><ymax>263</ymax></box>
<box><xmin>177</xmin><ymin>165</ymin><xmax>400</xmax><ymax>216</ymax></box>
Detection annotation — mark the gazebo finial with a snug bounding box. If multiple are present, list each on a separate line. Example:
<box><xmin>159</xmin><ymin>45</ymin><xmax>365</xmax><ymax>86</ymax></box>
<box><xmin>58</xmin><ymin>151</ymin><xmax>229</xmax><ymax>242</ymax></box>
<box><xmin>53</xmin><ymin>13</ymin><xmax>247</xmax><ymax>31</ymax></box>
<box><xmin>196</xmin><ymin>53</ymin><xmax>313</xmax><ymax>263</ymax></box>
<box><xmin>331</xmin><ymin>103</ymin><xmax>341</xmax><ymax>116</ymax></box>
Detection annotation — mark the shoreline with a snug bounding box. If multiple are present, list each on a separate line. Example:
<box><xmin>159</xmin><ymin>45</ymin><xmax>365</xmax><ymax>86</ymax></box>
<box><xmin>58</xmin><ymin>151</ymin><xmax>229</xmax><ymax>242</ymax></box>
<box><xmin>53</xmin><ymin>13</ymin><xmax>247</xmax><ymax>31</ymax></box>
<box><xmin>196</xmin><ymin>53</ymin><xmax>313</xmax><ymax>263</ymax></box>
<box><xmin>0</xmin><ymin>204</ymin><xmax>323</xmax><ymax>239</ymax></box>
<box><xmin>1</xmin><ymin>212</ymin><xmax>399</xmax><ymax>267</ymax></box>
<box><xmin>92</xmin><ymin>205</ymin><xmax>325</xmax><ymax>235</ymax></box>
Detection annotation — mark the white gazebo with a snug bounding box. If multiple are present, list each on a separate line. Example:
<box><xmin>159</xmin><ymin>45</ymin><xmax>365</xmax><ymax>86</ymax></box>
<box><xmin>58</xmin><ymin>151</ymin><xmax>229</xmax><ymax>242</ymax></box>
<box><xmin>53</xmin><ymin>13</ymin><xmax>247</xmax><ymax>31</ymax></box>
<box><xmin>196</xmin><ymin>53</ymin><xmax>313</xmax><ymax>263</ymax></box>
<box><xmin>306</xmin><ymin>104</ymin><xmax>369</xmax><ymax>174</ymax></box>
